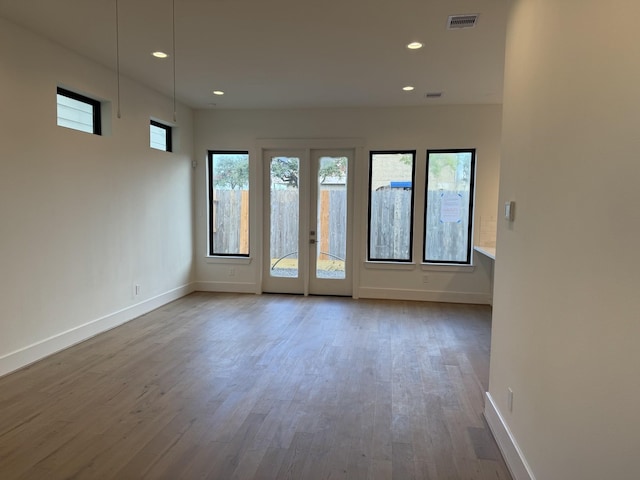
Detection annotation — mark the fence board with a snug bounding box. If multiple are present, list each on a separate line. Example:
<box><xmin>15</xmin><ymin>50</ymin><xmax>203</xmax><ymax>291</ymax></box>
<box><xmin>424</xmin><ymin>190</ymin><xmax>471</xmax><ymax>262</ymax></box>
<box><xmin>369</xmin><ymin>190</ymin><xmax>412</xmax><ymax>260</ymax></box>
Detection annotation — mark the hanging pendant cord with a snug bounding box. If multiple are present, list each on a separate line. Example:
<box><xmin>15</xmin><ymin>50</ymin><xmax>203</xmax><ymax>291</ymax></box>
<box><xmin>172</xmin><ymin>0</ymin><xmax>177</xmax><ymax>122</ymax></box>
<box><xmin>115</xmin><ymin>0</ymin><xmax>121</xmax><ymax>118</ymax></box>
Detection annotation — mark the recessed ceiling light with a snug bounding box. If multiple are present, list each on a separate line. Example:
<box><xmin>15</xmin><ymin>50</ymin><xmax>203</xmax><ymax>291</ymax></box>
<box><xmin>152</xmin><ymin>51</ymin><xmax>168</xmax><ymax>58</ymax></box>
<box><xmin>212</xmin><ymin>90</ymin><xmax>225</xmax><ymax>96</ymax></box>
<box><xmin>407</xmin><ymin>42</ymin><xmax>423</xmax><ymax>50</ymax></box>
<box><xmin>402</xmin><ymin>86</ymin><xmax>415</xmax><ymax>91</ymax></box>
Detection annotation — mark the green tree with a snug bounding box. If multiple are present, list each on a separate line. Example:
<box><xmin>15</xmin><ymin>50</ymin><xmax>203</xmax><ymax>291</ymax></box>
<box><xmin>271</xmin><ymin>157</ymin><xmax>299</xmax><ymax>187</ymax></box>
<box><xmin>213</xmin><ymin>154</ymin><xmax>249</xmax><ymax>189</ymax></box>
<box><xmin>399</xmin><ymin>153</ymin><xmax>413</xmax><ymax>166</ymax></box>
<box><xmin>318</xmin><ymin>157</ymin><xmax>347</xmax><ymax>183</ymax></box>
<box><xmin>428</xmin><ymin>153</ymin><xmax>472</xmax><ymax>186</ymax></box>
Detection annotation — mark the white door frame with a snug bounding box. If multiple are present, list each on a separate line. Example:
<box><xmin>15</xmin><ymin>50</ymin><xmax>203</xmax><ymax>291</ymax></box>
<box><xmin>256</xmin><ymin>138</ymin><xmax>364</xmax><ymax>297</ymax></box>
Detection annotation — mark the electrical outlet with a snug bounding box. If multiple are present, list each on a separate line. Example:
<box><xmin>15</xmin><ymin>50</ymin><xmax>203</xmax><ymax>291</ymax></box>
<box><xmin>422</xmin><ymin>275</ymin><xmax>429</xmax><ymax>284</ymax></box>
<box><xmin>134</xmin><ymin>284</ymin><xmax>141</xmax><ymax>297</ymax></box>
<box><xmin>228</xmin><ymin>267</ymin><xmax>235</xmax><ymax>277</ymax></box>
<box><xmin>507</xmin><ymin>387</ymin><xmax>514</xmax><ymax>412</ymax></box>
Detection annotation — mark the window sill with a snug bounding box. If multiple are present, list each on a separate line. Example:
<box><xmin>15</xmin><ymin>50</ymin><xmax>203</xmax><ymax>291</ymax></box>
<box><xmin>364</xmin><ymin>261</ymin><xmax>416</xmax><ymax>271</ymax></box>
<box><xmin>421</xmin><ymin>263</ymin><xmax>475</xmax><ymax>273</ymax></box>
<box><xmin>206</xmin><ymin>256</ymin><xmax>252</xmax><ymax>265</ymax></box>
<box><xmin>474</xmin><ymin>245</ymin><xmax>496</xmax><ymax>260</ymax></box>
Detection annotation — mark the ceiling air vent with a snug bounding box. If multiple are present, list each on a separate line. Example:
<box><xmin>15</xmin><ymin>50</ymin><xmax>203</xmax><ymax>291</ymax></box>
<box><xmin>447</xmin><ymin>14</ymin><xmax>479</xmax><ymax>29</ymax></box>
<box><xmin>425</xmin><ymin>92</ymin><xmax>443</xmax><ymax>99</ymax></box>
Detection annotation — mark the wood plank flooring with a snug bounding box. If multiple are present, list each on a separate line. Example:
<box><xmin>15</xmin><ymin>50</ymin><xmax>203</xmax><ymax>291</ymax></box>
<box><xmin>0</xmin><ymin>293</ymin><xmax>511</xmax><ymax>479</ymax></box>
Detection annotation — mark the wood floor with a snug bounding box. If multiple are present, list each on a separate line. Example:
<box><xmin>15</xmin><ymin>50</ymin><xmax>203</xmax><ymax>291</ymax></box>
<box><xmin>0</xmin><ymin>293</ymin><xmax>511</xmax><ymax>480</ymax></box>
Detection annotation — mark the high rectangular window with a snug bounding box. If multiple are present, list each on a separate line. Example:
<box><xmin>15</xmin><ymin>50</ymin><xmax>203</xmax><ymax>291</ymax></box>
<box><xmin>367</xmin><ymin>151</ymin><xmax>416</xmax><ymax>261</ymax></box>
<box><xmin>208</xmin><ymin>151</ymin><xmax>250</xmax><ymax>256</ymax></box>
<box><xmin>56</xmin><ymin>87</ymin><xmax>101</xmax><ymax>135</ymax></box>
<box><xmin>424</xmin><ymin>149</ymin><xmax>476</xmax><ymax>264</ymax></box>
<box><xmin>150</xmin><ymin>120</ymin><xmax>172</xmax><ymax>152</ymax></box>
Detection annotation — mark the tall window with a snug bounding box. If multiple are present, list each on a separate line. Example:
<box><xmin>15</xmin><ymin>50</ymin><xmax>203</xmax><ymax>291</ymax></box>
<box><xmin>150</xmin><ymin>120</ymin><xmax>172</xmax><ymax>152</ymax></box>
<box><xmin>367</xmin><ymin>151</ymin><xmax>415</xmax><ymax>261</ymax></box>
<box><xmin>208</xmin><ymin>151</ymin><xmax>250</xmax><ymax>256</ymax></box>
<box><xmin>424</xmin><ymin>149</ymin><xmax>476</xmax><ymax>264</ymax></box>
<box><xmin>56</xmin><ymin>87</ymin><xmax>101</xmax><ymax>135</ymax></box>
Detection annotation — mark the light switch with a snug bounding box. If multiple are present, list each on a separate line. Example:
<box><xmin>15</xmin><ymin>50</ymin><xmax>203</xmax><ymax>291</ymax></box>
<box><xmin>505</xmin><ymin>201</ymin><xmax>515</xmax><ymax>221</ymax></box>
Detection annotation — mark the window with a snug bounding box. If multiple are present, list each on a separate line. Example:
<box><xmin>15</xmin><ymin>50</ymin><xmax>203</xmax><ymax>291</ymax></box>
<box><xmin>424</xmin><ymin>149</ymin><xmax>476</xmax><ymax>264</ymax></box>
<box><xmin>150</xmin><ymin>120</ymin><xmax>172</xmax><ymax>152</ymax></box>
<box><xmin>208</xmin><ymin>151</ymin><xmax>250</xmax><ymax>256</ymax></box>
<box><xmin>56</xmin><ymin>87</ymin><xmax>101</xmax><ymax>135</ymax></box>
<box><xmin>367</xmin><ymin>150</ymin><xmax>416</xmax><ymax>262</ymax></box>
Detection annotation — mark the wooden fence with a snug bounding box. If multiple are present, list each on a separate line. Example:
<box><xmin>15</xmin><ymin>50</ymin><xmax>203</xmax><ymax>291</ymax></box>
<box><xmin>212</xmin><ymin>188</ymin><xmax>470</xmax><ymax>261</ymax></box>
<box><xmin>368</xmin><ymin>189</ymin><xmax>412</xmax><ymax>259</ymax></box>
<box><xmin>424</xmin><ymin>190</ymin><xmax>471</xmax><ymax>262</ymax></box>
<box><xmin>269</xmin><ymin>190</ymin><xmax>300</xmax><ymax>260</ymax></box>
<box><xmin>211</xmin><ymin>190</ymin><xmax>249</xmax><ymax>254</ymax></box>
<box><xmin>369</xmin><ymin>189</ymin><xmax>470</xmax><ymax>261</ymax></box>
<box><xmin>212</xmin><ymin>189</ymin><xmax>347</xmax><ymax>260</ymax></box>
<box><xmin>269</xmin><ymin>190</ymin><xmax>347</xmax><ymax>261</ymax></box>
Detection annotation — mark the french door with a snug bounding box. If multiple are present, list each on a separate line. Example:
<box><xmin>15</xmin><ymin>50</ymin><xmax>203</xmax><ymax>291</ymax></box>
<box><xmin>262</xmin><ymin>148</ymin><xmax>353</xmax><ymax>296</ymax></box>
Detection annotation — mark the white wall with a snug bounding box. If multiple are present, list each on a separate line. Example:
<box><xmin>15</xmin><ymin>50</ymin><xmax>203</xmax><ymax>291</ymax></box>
<box><xmin>194</xmin><ymin>105</ymin><xmax>501</xmax><ymax>303</ymax></box>
<box><xmin>0</xmin><ymin>18</ymin><xmax>195</xmax><ymax>375</ymax></box>
<box><xmin>487</xmin><ymin>1</ymin><xmax>640</xmax><ymax>479</ymax></box>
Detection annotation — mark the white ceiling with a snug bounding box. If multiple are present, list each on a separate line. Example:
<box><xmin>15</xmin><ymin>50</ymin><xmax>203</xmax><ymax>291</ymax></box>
<box><xmin>0</xmin><ymin>0</ymin><xmax>509</xmax><ymax>110</ymax></box>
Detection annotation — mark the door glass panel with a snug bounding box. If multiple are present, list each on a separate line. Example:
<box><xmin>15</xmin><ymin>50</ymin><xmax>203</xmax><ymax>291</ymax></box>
<box><xmin>269</xmin><ymin>156</ymin><xmax>300</xmax><ymax>278</ymax></box>
<box><xmin>316</xmin><ymin>156</ymin><xmax>348</xmax><ymax>279</ymax></box>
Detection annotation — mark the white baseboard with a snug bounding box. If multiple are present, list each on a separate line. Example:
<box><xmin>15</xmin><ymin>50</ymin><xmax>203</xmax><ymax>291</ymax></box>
<box><xmin>358</xmin><ymin>287</ymin><xmax>490</xmax><ymax>304</ymax></box>
<box><xmin>0</xmin><ymin>283</ymin><xmax>195</xmax><ymax>378</ymax></box>
<box><xmin>194</xmin><ymin>280</ymin><xmax>258</xmax><ymax>294</ymax></box>
<box><xmin>193</xmin><ymin>283</ymin><xmax>488</xmax><ymax>304</ymax></box>
<box><xmin>484</xmin><ymin>392</ymin><xmax>536</xmax><ymax>480</ymax></box>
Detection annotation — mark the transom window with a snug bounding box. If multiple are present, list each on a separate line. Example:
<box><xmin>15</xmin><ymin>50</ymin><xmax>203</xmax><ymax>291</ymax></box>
<box><xmin>56</xmin><ymin>87</ymin><xmax>101</xmax><ymax>135</ymax></box>
<box><xmin>150</xmin><ymin>120</ymin><xmax>172</xmax><ymax>152</ymax></box>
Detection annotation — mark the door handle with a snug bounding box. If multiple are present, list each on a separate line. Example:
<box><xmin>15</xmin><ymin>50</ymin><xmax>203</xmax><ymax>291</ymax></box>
<box><xmin>309</xmin><ymin>239</ymin><xmax>316</xmax><ymax>244</ymax></box>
